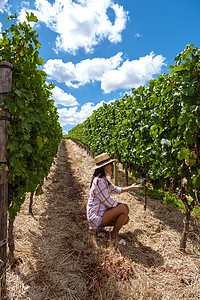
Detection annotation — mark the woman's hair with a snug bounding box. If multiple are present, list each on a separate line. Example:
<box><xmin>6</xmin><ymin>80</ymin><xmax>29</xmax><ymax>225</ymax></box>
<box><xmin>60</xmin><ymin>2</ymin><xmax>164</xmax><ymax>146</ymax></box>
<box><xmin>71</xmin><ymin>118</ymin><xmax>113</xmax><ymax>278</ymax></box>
<box><xmin>90</xmin><ymin>163</ymin><xmax>113</xmax><ymax>187</ymax></box>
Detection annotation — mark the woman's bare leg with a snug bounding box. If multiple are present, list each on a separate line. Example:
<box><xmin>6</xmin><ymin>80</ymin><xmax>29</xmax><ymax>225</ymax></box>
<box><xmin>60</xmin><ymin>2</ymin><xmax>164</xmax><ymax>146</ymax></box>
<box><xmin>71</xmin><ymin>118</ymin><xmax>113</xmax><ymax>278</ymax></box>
<box><xmin>100</xmin><ymin>203</ymin><xmax>129</xmax><ymax>243</ymax></box>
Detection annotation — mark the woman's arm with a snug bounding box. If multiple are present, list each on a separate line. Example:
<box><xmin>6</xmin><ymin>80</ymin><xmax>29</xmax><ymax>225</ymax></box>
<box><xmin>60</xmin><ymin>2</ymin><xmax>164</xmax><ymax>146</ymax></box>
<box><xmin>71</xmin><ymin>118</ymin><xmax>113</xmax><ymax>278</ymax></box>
<box><xmin>120</xmin><ymin>183</ymin><xmax>143</xmax><ymax>193</ymax></box>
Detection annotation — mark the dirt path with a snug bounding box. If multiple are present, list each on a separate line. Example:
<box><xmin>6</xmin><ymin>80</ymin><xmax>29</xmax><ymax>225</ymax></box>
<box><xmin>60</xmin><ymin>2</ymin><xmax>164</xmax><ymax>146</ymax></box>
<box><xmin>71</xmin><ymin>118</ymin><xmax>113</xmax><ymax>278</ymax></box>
<box><xmin>6</xmin><ymin>139</ymin><xmax>200</xmax><ymax>299</ymax></box>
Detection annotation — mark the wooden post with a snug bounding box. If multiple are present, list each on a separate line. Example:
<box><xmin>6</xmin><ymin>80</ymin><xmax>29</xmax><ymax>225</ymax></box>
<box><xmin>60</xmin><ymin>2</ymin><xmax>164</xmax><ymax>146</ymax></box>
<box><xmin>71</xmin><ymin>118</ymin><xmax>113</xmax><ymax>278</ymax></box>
<box><xmin>144</xmin><ymin>186</ymin><xmax>147</xmax><ymax>211</ymax></box>
<box><xmin>114</xmin><ymin>160</ymin><xmax>118</xmax><ymax>186</ymax></box>
<box><xmin>29</xmin><ymin>192</ymin><xmax>34</xmax><ymax>215</ymax></box>
<box><xmin>125</xmin><ymin>169</ymin><xmax>129</xmax><ymax>186</ymax></box>
<box><xmin>0</xmin><ymin>61</ymin><xmax>13</xmax><ymax>298</ymax></box>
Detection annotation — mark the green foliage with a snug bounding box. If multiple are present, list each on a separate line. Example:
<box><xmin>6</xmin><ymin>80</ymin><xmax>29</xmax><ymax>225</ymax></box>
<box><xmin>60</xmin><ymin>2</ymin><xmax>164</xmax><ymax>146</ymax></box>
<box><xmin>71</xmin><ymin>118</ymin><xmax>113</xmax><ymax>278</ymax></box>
<box><xmin>68</xmin><ymin>44</ymin><xmax>200</xmax><ymax>211</ymax></box>
<box><xmin>0</xmin><ymin>14</ymin><xmax>62</xmax><ymax>218</ymax></box>
<box><xmin>162</xmin><ymin>192</ymin><xmax>185</xmax><ymax>210</ymax></box>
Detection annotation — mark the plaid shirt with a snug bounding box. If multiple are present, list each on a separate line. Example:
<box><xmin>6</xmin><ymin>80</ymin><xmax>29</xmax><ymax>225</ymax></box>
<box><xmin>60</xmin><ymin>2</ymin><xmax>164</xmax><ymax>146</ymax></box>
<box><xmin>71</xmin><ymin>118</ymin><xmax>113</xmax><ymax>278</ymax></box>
<box><xmin>87</xmin><ymin>176</ymin><xmax>122</xmax><ymax>230</ymax></box>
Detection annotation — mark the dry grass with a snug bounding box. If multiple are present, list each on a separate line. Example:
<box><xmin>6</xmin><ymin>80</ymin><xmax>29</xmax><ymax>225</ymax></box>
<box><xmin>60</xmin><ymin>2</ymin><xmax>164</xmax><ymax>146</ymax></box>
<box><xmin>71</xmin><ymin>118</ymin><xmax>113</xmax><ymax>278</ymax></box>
<box><xmin>5</xmin><ymin>139</ymin><xmax>200</xmax><ymax>299</ymax></box>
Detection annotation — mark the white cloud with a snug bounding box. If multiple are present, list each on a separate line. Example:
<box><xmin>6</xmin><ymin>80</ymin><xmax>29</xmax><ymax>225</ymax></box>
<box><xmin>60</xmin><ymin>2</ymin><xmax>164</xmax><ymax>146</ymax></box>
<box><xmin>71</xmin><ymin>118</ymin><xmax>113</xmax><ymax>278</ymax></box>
<box><xmin>101</xmin><ymin>52</ymin><xmax>166</xmax><ymax>93</ymax></box>
<box><xmin>43</xmin><ymin>52</ymin><xmax>123</xmax><ymax>88</ymax></box>
<box><xmin>135</xmin><ymin>33</ymin><xmax>142</xmax><ymax>38</ymax></box>
<box><xmin>51</xmin><ymin>86</ymin><xmax>78</xmax><ymax>107</ymax></box>
<box><xmin>0</xmin><ymin>0</ymin><xmax>8</xmax><ymax>12</ymax></box>
<box><xmin>44</xmin><ymin>52</ymin><xmax>165</xmax><ymax>93</ymax></box>
<box><xmin>107</xmin><ymin>3</ymin><xmax>128</xmax><ymax>43</ymax></box>
<box><xmin>18</xmin><ymin>0</ymin><xmax>128</xmax><ymax>54</ymax></box>
<box><xmin>44</xmin><ymin>60</ymin><xmax>77</xmax><ymax>86</ymax></box>
<box><xmin>75</xmin><ymin>52</ymin><xmax>123</xmax><ymax>84</ymax></box>
<box><xmin>58</xmin><ymin>101</ymin><xmax>105</xmax><ymax>125</ymax></box>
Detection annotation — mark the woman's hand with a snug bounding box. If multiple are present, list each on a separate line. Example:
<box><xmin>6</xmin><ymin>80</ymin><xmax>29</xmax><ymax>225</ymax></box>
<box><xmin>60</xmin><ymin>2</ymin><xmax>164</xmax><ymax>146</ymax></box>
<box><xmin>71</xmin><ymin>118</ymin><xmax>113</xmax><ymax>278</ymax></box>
<box><xmin>121</xmin><ymin>183</ymin><xmax>143</xmax><ymax>193</ymax></box>
<box><xmin>130</xmin><ymin>183</ymin><xmax>143</xmax><ymax>189</ymax></box>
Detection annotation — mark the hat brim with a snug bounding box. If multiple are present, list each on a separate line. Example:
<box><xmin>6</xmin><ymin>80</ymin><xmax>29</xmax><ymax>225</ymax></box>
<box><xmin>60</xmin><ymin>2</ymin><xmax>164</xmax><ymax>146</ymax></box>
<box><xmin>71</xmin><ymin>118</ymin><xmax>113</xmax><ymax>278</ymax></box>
<box><xmin>92</xmin><ymin>158</ymin><xmax>116</xmax><ymax>170</ymax></box>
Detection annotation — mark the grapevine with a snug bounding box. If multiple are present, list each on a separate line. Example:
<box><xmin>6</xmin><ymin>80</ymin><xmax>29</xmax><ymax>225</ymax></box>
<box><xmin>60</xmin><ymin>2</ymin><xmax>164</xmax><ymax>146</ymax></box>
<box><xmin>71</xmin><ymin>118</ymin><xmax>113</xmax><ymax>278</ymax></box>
<box><xmin>0</xmin><ymin>13</ymin><xmax>62</xmax><ymax>218</ymax></box>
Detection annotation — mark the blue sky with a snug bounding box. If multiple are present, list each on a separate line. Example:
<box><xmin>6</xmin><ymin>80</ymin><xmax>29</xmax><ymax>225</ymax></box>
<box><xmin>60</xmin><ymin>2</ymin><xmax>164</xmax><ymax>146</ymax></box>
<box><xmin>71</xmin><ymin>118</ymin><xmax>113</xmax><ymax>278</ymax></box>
<box><xmin>0</xmin><ymin>0</ymin><xmax>200</xmax><ymax>134</ymax></box>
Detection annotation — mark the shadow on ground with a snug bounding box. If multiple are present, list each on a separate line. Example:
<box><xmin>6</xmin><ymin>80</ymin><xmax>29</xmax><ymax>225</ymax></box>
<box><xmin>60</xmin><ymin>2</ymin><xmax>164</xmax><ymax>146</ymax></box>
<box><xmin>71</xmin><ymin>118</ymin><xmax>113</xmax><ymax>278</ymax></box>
<box><xmin>12</xmin><ymin>140</ymin><xmax>87</xmax><ymax>298</ymax></box>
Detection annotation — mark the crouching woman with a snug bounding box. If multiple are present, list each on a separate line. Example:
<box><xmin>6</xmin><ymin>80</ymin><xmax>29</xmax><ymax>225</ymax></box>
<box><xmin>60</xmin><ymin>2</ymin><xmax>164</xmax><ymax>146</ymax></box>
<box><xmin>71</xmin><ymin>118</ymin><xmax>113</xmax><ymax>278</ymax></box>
<box><xmin>86</xmin><ymin>153</ymin><xmax>143</xmax><ymax>245</ymax></box>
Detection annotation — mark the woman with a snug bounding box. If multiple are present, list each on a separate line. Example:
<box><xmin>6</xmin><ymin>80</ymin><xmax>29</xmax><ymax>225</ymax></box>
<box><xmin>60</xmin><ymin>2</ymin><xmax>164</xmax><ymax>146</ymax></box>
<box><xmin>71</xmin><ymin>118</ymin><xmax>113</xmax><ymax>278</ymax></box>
<box><xmin>87</xmin><ymin>153</ymin><xmax>143</xmax><ymax>245</ymax></box>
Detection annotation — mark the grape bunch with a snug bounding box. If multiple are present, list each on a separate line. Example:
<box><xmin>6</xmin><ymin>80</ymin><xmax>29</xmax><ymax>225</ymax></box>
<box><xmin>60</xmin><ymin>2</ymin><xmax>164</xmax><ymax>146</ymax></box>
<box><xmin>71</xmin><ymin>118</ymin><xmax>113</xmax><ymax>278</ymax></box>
<box><xmin>176</xmin><ymin>186</ymin><xmax>186</xmax><ymax>198</ymax></box>
<box><xmin>125</xmin><ymin>162</ymin><xmax>136</xmax><ymax>171</ymax></box>
<box><xmin>141</xmin><ymin>178</ymin><xmax>148</xmax><ymax>186</ymax></box>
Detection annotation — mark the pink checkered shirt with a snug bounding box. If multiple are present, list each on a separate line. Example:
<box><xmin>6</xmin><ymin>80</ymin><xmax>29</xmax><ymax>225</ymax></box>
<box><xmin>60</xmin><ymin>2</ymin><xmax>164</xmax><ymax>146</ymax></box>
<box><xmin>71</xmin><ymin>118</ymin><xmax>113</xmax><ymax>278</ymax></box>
<box><xmin>87</xmin><ymin>176</ymin><xmax>122</xmax><ymax>230</ymax></box>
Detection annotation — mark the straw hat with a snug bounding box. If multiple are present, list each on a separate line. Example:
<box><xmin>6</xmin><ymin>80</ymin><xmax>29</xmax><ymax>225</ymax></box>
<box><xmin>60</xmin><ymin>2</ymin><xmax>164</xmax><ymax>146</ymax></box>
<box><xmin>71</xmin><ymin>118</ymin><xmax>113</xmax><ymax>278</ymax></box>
<box><xmin>92</xmin><ymin>153</ymin><xmax>116</xmax><ymax>170</ymax></box>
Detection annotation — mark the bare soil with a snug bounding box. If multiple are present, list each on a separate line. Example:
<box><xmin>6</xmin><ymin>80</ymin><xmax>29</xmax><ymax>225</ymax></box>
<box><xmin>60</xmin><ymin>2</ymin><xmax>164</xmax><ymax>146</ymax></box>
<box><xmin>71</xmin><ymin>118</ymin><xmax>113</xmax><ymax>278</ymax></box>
<box><xmin>5</xmin><ymin>139</ymin><xmax>200</xmax><ymax>299</ymax></box>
